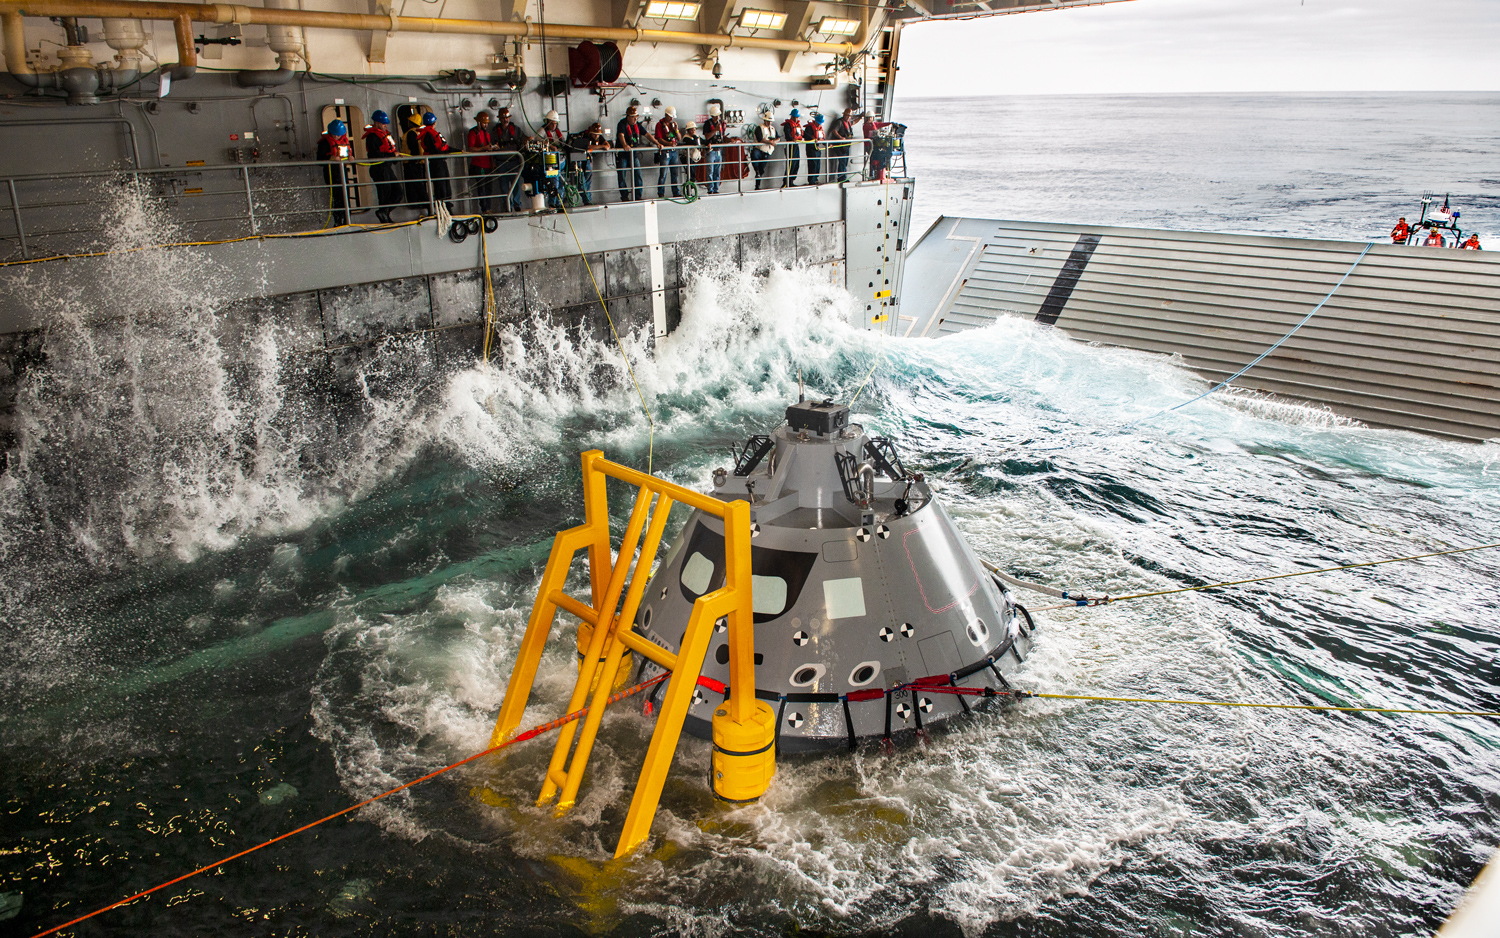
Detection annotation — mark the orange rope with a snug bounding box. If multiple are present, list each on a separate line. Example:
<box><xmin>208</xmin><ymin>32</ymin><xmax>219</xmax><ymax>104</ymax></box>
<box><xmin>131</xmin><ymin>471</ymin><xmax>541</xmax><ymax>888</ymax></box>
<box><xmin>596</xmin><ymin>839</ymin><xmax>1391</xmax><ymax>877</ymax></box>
<box><xmin>27</xmin><ymin>672</ymin><xmax>669</xmax><ymax>938</ymax></box>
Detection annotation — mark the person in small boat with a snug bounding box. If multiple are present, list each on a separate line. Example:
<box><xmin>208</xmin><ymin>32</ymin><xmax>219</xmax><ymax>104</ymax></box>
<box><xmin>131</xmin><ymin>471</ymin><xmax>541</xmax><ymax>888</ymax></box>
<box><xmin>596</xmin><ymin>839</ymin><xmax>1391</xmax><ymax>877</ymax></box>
<box><xmin>1389</xmin><ymin>217</ymin><xmax>1410</xmax><ymax>244</ymax></box>
<box><xmin>1423</xmin><ymin>227</ymin><xmax>1445</xmax><ymax>247</ymax></box>
<box><xmin>1460</xmin><ymin>233</ymin><xmax>1482</xmax><ymax>250</ymax></box>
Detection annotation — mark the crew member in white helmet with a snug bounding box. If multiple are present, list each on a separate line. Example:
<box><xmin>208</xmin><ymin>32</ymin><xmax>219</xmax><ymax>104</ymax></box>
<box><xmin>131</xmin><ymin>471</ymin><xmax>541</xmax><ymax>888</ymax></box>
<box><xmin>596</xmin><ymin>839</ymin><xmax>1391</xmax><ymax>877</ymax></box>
<box><xmin>703</xmin><ymin>102</ymin><xmax>728</xmax><ymax>194</ymax></box>
<box><xmin>654</xmin><ymin>105</ymin><xmax>683</xmax><ymax>198</ymax></box>
<box><xmin>751</xmin><ymin>108</ymin><xmax>778</xmax><ymax>189</ymax></box>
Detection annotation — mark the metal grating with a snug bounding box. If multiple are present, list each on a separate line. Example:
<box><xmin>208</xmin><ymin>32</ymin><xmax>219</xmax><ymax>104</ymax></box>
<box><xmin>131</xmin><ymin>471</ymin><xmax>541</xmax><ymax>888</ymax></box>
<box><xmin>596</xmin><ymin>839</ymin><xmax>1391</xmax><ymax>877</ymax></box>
<box><xmin>907</xmin><ymin>218</ymin><xmax>1500</xmax><ymax>442</ymax></box>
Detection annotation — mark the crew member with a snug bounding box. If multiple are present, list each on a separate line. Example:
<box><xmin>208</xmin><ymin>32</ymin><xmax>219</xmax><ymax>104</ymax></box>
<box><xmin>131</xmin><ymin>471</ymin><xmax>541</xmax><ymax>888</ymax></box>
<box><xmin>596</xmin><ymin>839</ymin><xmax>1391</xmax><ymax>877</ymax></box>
<box><xmin>780</xmin><ymin>108</ymin><xmax>803</xmax><ymax>187</ymax></box>
<box><xmin>402</xmin><ymin>111</ymin><xmax>428</xmax><ymax>206</ymax></box>
<box><xmin>1460</xmin><ymin>233</ymin><xmax>1482</xmax><ymax>250</ymax></box>
<box><xmin>751</xmin><ymin>110</ymin><xmax>778</xmax><ymax>190</ymax></box>
<box><xmin>361</xmin><ymin>110</ymin><xmax>402</xmax><ymax>223</ymax></box>
<box><xmin>493</xmin><ymin>107</ymin><xmax>527</xmax><ymax>212</ymax></box>
<box><xmin>316</xmin><ymin>118</ymin><xmax>353</xmax><ymax>225</ymax></box>
<box><xmin>536</xmin><ymin>110</ymin><xmax>567</xmax><ymax>208</ymax></box>
<box><xmin>704</xmin><ymin>103</ymin><xmax>728</xmax><ymax>195</ymax></box>
<box><xmin>862</xmin><ymin>111</ymin><xmax>881</xmax><ymax>176</ymax></box>
<box><xmin>466</xmin><ymin>110</ymin><xmax>501</xmax><ymax>214</ymax></box>
<box><xmin>1423</xmin><ymin>227</ymin><xmax>1445</xmax><ymax>247</ymax></box>
<box><xmin>654</xmin><ymin>105</ymin><xmax>683</xmax><ymax>199</ymax></box>
<box><xmin>616</xmin><ymin>105</ymin><xmax>656</xmax><ymax>202</ymax></box>
<box><xmin>572</xmin><ymin>120</ymin><xmax>608</xmax><ymax>205</ymax></box>
<box><xmin>802</xmin><ymin>113</ymin><xmax>825</xmax><ymax>185</ymax></box>
<box><xmin>680</xmin><ymin>120</ymin><xmax>704</xmax><ymax>190</ymax></box>
<box><xmin>1389</xmin><ymin>217</ymin><xmax>1410</xmax><ymax>244</ymax></box>
<box><xmin>829</xmin><ymin>107</ymin><xmax>856</xmax><ymax>182</ymax></box>
<box><xmin>416</xmin><ymin>111</ymin><xmax>457</xmax><ymax>211</ymax></box>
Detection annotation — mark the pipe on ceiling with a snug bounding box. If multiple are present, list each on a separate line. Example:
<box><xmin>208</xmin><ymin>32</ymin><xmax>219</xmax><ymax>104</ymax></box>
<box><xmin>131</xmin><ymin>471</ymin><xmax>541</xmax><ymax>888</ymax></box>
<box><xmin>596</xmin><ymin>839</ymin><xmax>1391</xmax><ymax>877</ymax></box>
<box><xmin>0</xmin><ymin>0</ymin><xmax>859</xmax><ymax>56</ymax></box>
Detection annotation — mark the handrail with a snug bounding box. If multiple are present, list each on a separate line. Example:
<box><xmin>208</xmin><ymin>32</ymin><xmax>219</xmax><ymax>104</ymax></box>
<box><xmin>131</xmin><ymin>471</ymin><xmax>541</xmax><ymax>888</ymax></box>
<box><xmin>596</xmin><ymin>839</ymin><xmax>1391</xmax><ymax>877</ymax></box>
<box><xmin>487</xmin><ymin>449</ymin><xmax>763</xmax><ymax>858</ymax></box>
<box><xmin>0</xmin><ymin>142</ymin><xmax>906</xmax><ymax>261</ymax></box>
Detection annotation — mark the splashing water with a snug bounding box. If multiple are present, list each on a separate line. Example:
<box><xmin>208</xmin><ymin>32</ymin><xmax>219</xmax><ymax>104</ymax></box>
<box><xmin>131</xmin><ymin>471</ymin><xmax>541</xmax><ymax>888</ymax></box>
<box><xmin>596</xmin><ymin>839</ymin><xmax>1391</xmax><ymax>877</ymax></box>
<box><xmin>3</xmin><ymin>194</ymin><xmax>1500</xmax><ymax>937</ymax></box>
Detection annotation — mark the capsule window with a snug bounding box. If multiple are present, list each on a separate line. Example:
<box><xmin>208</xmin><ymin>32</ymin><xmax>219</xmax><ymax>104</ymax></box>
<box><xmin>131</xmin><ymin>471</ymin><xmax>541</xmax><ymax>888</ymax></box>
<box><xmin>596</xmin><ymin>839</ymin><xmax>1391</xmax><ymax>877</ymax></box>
<box><xmin>848</xmin><ymin>661</ymin><xmax>881</xmax><ymax>687</ymax></box>
<box><xmin>751</xmin><ymin>575</ymin><xmax>788</xmax><ymax>615</ymax></box>
<box><xmin>823</xmin><ymin>577</ymin><xmax>867</xmax><ymax>620</ymax></box>
<box><xmin>681</xmin><ymin>551</ymin><xmax>715</xmax><ymax>595</ymax></box>
<box><xmin>790</xmin><ymin>664</ymin><xmax>826</xmax><ymax>687</ymax></box>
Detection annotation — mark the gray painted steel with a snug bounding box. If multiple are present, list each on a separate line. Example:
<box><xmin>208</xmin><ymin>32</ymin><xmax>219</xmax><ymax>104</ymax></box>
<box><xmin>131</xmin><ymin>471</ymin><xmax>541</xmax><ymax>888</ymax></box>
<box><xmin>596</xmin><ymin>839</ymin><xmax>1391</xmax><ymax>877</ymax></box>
<box><xmin>904</xmin><ymin>217</ymin><xmax>1500</xmax><ymax>442</ymax></box>
<box><xmin>631</xmin><ymin>401</ymin><xmax>1031</xmax><ymax>752</ymax></box>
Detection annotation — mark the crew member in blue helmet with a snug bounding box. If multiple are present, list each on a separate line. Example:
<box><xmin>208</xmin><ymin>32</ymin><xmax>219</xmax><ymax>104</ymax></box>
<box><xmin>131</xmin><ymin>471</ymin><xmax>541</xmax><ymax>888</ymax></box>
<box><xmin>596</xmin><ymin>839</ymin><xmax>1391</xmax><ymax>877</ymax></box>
<box><xmin>414</xmin><ymin>110</ymin><xmax>457</xmax><ymax>211</ymax></box>
<box><xmin>780</xmin><ymin>108</ymin><xmax>803</xmax><ymax>187</ymax></box>
<box><xmin>316</xmin><ymin>118</ymin><xmax>353</xmax><ymax>224</ymax></box>
<box><xmin>801</xmin><ymin>113</ymin><xmax>825</xmax><ymax>185</ymax></box>
<box><xmin>362</xmin><ymin>110</ymin><xmax>402</xmax><ymax>223</ymax></box>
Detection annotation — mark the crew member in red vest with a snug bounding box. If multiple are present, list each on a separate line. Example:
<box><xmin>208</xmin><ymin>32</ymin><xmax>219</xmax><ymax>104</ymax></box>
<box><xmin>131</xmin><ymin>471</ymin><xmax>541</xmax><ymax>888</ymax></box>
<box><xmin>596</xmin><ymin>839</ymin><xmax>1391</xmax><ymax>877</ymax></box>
<box><xmin>703</xmin><ymin>103</ymin><xmax>728</xmax><ymax>194</ymax></box>
<box><xmin>1460</xmin><ymin>233</ymin><xmax>1482</xmax><ymax>250</ymax></box>
<box><xmin>802</xmin><ymin>113</ymin><xmax>825</xmax><ymax>185</ymax></box>
<box><xmin>654</xmin><ymin>105</ymin><xmax>683</xmax><ymax>199</ymax></box>
<box><xmin>1389</xmin><ymin>217</ymin><xmax>1410</xmax><ymax>244</ymax></box>
<box><xmin>316</xmin><ymin>119</ymin><xmax>353</xmax><ymax>225</ymax></box>
<box><xmin>414</xmin><ymin>111</ymin><xmax>457</xmax><ymax>211</ymax></box>
<box><xmin>829</xmin><ymin>108</ymin><xmax>856</xmax><ymax>182</ymax></box>
<box><xmin>1423</xmin><ymin>227</ymin><xmax>1445</xmax><ymax>247</ymax></box>
<box><xmin>362</xmin><ymin>110</ymin><xmax>402</xmax><ymax>223</ymax></box>
<box><xmin>780</xmin><ymin>109</ymin><xmax>803</xmax><ymax>187</ymax></box>
<box><xmin>466</xmin><ymin>110</ymin><xmax>500</xmax><ymax>214</ymax></box>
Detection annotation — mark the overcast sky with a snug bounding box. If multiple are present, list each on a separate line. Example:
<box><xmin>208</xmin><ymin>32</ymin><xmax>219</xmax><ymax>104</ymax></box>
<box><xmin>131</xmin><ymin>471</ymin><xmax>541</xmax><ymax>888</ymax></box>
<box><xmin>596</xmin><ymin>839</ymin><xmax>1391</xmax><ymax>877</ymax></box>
<box><xmin>895</xmin><ymin>0</ymin><xmax>1500</xmax><ymax>96</ymax></box>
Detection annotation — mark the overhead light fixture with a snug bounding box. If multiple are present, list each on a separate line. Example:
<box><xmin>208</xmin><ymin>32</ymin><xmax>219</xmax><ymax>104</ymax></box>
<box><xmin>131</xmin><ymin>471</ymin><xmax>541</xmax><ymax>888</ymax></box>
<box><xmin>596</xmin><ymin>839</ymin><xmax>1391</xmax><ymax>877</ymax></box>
<box><xmin>816</xmin><ymin>16</ymin><xmax>860</xmax><ymax>35</ymax></box>
<box><xmin>738</xmin><ymin>8</ymin><xmax>787</xmax><ymax>30</ymax></box>
<box><xmin>643</xmin><ymin>1</ymin><xmax>701</xmax><ymax>20</ymax></box>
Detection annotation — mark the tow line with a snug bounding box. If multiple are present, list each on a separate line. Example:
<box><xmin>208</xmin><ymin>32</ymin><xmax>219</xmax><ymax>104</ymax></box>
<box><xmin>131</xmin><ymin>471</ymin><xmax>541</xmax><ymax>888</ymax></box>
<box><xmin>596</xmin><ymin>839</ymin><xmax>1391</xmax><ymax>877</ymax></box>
<box><xmin>26</xmin><ymin>673</ymin><xmax>669</xmax><ymax>938</ymax></box>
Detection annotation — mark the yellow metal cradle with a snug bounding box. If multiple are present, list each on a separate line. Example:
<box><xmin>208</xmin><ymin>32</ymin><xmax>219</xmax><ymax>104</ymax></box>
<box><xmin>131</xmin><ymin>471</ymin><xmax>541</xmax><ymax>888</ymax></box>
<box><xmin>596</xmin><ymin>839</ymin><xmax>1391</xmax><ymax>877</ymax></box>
<box><xmin>488</xmin><ymin>449</ymin><xmax>770</xmax><ymax>858</ymax></box>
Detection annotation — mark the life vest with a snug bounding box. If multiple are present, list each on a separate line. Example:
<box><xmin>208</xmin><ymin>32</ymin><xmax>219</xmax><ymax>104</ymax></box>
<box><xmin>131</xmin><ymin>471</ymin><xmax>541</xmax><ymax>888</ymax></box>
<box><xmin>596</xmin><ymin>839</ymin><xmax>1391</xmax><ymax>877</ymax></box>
<box><xmin>363</xmin><ymin>127</ymin><xmax>397</xmax><ymax>157</ymax></box>
<box><xmin>1390</xmin><ymin>221</ymin><xmax>1409</xmax><ymax>242</ymax></box>
<box><xmin>1424</xmin><ymin>230</ymin><xmax>1444</xmax><ymax>246</ymax></box>
<box><xmin>320</xmin><ymin>133</ymin><xmax>352</xmax><ymax>160</ymax></box>
<box><xmin>1461</xmin><ymin>237</ymin><xmax>1481</xmax><ymax>250</ymax></box>
<box><xmin>782</xmin><ymin>119</ymin><xmax>802</xmax><ymax>141</ymax></box>
<box><xmin>417</xmin><ymin>125</ymin><xmax>450</xmax><ymax>155</ymax></box>
<box><xmin>654</xmin><ymin>118</ymin><xmax>680</xmax><ymax>145</ymax></box>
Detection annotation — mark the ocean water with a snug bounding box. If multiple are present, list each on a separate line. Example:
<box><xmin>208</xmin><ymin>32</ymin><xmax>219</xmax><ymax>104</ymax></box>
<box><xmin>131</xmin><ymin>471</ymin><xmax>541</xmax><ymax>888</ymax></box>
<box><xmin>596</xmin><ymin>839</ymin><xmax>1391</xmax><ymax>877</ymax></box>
<box><xmin>893</xmin><ymin>92</ymin><xmax>1500</xmax><ymax>244</ymax></box>
<box><xmin>2</xmin><ymin>94</ymin><xmax>1500</xmax><ymax>938</ymax></box>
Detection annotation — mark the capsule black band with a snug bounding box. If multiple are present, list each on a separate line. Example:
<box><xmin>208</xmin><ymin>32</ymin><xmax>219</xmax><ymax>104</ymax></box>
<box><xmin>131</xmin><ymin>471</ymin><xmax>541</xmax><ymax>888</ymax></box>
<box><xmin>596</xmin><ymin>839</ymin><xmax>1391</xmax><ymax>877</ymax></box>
<box><xmin>712</xmin><ymin>739</ymin><xmax>775</xmax><ymax>757</ymax></box>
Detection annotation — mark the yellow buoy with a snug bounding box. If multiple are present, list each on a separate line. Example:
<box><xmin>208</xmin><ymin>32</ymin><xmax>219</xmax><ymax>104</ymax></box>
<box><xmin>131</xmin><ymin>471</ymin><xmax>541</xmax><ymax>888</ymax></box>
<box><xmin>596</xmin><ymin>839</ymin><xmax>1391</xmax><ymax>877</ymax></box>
<box><xmin>710</xmin><ymin>700</ymin><xmax>776</xmax><ymax>802</ymax></box>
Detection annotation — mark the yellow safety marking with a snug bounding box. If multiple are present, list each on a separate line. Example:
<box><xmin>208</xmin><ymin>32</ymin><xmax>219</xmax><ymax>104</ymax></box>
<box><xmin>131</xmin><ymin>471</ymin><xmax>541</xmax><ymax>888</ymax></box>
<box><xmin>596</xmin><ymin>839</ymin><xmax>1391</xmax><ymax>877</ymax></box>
<box><xmin>871</xmin><ymin>314</ymin><xmax>889</xmax><ymax>324</ymax></box>
<box><xmin>184</xmin><ymin>188</ymin><xmax>203</xmax><ymax>195</ymax></box>
<box><xmin>874</xmin><ymin>289</ymin><xmax>891</xmax><ymax>298</ymax></box>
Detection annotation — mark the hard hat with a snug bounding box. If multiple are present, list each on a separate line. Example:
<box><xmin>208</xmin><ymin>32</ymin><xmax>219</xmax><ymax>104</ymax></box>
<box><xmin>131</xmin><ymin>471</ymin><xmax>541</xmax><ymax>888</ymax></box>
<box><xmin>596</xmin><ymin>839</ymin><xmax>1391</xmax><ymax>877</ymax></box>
<box><xmin>544</xmin><ymin>109</ymin><xmax>559</xmax><ymax>121</ymax></box>
<box><xmin>475</xmin><ymin>109</ymin><xmax>492</xmax><ymax>120</ymax></box>
<box><xmin>422</xmin><ymin>111</ymin><xmax>437</xmax><ymax>126</ymax></box>
<box><xmin>790</xmin><ymin>108</ymin><xmax>800</xmax><ymax>118</ymax></box>
<box><xmin>665</xmin><ymin>105</ymin><xmax>676</xmax><ymax>117</ymax></box>
<box><xmin>814</xmin><ymin>113</ymin><xmax>824</xmax><ymax>124</ymax></box>
<box><xmin>327</xmin><ymin>119</ymin><xmax>347</xmax><ymax>136</ymax></box>
<box><xmin>708</xmin><ymin>103</ymin><xmax>722</xmax><ymax>116</ymax></box>
<box><xmin>371</xmin><ymin>109</ymin><xmax>389</xmax><ymax>124</ymax></box>
<box><xmin>683</xmin><ymin>120</ymin><xmax>697</xmax><ymax>129</ymax></box>
<box><xmin>408</xmin><ymin>111</ymin><xmax>423</xmax><ymax>125</ymax></box>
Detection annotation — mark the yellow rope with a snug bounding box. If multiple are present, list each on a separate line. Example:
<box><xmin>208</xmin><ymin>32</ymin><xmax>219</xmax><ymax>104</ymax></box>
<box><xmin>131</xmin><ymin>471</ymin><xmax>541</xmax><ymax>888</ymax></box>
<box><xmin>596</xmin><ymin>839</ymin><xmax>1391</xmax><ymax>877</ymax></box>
<box><xmin>1026</xmin><ymin>691</ymin><xmax>1500</xmax><ymax>719</ymax></box>
<box><xmin>1034</xmin><ymin>541</ymin><xmax>1500</xmax><ymax>612</ymax></box>
<box><xmin>555</xmin><ymin>200</ymin><xmax>657</xmax><ymax>474</ymax></box>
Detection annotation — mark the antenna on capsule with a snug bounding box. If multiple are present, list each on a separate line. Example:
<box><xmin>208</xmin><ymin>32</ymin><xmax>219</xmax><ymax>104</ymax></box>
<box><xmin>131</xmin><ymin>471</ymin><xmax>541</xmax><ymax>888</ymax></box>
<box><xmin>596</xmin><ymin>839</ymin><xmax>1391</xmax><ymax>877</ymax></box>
<box><xmin>798</xmin><ymin>368</ymin><xmax>805</xmax><ymax>402</ymax></box>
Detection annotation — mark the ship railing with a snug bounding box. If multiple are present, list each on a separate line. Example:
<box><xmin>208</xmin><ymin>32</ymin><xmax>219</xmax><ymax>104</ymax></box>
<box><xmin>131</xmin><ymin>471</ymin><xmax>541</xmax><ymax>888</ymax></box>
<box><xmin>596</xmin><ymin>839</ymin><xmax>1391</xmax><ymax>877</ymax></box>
<box><xmin>489</xmin><ymin>448</ymin><xmax>770</xmax><ymax>858</ymax></box>
<box><xmin>0</xmin><ymin>139</ymin><xmax>904</xmax><ymax>263</ymax></box>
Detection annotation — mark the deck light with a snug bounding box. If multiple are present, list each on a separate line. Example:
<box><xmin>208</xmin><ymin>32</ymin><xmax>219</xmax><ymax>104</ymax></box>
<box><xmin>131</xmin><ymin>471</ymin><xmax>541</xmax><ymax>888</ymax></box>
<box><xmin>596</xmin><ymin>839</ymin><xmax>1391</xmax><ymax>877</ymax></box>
<box><xmin>643</xmin><ymin>1</ymin><xmax>701</xmax><ymax>20</ymax></box>
<box><xmin>815</xmin><ymin>16</ymin><xmax>860</xmax><ymax>35</ymax></box>
<box><xmin>738</xmin><ymin>8</ymin><xmax>787</xmax><ymax>30</ymax></box>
